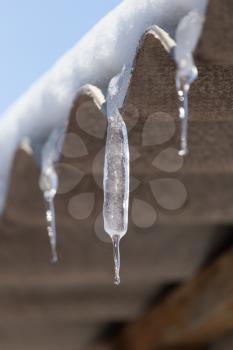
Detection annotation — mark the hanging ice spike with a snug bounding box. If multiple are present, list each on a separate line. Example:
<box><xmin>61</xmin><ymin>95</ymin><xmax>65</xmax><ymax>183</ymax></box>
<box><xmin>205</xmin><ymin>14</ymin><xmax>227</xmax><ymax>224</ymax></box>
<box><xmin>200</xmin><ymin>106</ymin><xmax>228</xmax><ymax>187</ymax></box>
<box><xmin>103</xmin><ymin>65</ymin><xmax>131</xmax><ymax>285</ymax></box>
<box><xmin>40</xmin><ymin>166</ymin><xmax>58</xmax><ymax>263</ymax></box>
<box><xmin>103</xmin><ymin>109</ymin><xmax>130</xmax><ymax>285</ymax></box>
<box><xmin>175</xmin><ymin>10</ymin><xmax>205</xmax><ymax>156</ymax></box>
<box><xmin>176</xmin><ymin>67</ymin><xmax>197</xmax><ymax>156</ymax></box>
<box><xmin>39</xmin><ymin>128</ymin><xmax>63</xmax><ymax>263</ymax></box>
<box><xmin>113</xmin><ymin>235</ymin><xmax>121</xmax><ymax>285</ymax></box>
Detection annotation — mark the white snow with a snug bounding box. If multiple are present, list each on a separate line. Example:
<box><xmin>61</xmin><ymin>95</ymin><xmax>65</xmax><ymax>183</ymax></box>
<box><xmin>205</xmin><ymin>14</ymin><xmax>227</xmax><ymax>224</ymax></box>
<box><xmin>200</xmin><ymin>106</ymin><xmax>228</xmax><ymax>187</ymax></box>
<box><xmin>0</xmin><ymin>0</ymin><xmax>208</xmax><ymax>213</ymax></box>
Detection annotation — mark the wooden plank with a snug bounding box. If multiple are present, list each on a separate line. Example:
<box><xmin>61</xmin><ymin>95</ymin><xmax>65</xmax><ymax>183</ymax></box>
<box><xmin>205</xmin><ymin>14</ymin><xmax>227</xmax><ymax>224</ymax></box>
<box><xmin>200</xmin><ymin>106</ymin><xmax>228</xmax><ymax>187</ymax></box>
<box><xmin>0</xmin><ymin>322</ymin><xmax>102</xmax><ymax>350</ymax></box>
<box><xmin>117</xmin><ymin>248</ymin><xmax>233</xmax><ymax>350</ymax></box>
<box><xmin>196</xmin><ymin>0</ymin><xmax>233</xmax><ymax>64</ymax></box>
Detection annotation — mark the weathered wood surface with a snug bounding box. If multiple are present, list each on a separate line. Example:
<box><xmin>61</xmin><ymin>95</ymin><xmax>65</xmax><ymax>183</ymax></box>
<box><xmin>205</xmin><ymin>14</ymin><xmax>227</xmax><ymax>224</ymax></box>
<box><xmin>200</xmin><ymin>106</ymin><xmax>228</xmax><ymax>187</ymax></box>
<box><xmin>196</xmin><ymin>0</ymin><xmax>233</xmax><ymax>65</ymax></box>
<box><xmin>116</xmin><ymin>248</ymin><xmax>233</xmax><ymax>350</ymax></box>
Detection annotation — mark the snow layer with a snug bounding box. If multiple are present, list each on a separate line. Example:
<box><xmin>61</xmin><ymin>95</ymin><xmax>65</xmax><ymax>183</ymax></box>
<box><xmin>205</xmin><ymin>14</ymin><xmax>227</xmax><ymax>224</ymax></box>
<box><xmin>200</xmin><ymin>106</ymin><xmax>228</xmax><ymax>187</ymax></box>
<box><xmin>0</xmin><ymin>0</ymin><xmax>208</xmax><ymax>213</ymax></box>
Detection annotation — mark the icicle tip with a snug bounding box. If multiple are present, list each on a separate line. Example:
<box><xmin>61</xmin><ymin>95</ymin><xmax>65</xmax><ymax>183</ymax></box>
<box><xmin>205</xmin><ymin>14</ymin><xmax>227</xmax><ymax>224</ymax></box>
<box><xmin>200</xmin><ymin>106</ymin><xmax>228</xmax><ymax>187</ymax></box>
<box><xmin>51</xmin><ymin>253</ymin><xmax>58</xmax><ymax>264</ymax></box>
<box><xmin>112</xmin><ymin>235</ymin><xmax>121</xmax><ymax>286</ymax></box>
<box><xmin>114</xmin><ymin>275</ymin><xmax>121</xmax><ymax>286</ymax></box>
<box><xmin>178</xmin><ymin>148</ymin><xmax>188</xmax><ymax>157</ymax></box>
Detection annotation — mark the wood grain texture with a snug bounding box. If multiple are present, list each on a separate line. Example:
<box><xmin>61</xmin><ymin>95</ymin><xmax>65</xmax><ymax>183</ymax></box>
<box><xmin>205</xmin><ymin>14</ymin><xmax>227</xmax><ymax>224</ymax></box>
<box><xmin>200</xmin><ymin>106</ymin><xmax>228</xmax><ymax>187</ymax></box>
<box><xmin>196</xmin><ymin>0</ymin><xmax>233</xmax><ymax>65</ymax></box>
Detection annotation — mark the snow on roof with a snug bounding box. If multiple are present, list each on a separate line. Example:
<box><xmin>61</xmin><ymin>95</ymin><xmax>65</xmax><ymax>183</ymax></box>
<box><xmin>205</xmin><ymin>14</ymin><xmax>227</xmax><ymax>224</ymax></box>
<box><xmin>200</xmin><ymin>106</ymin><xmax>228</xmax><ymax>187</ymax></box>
<box><xmin>0</xmin><ymin>0</ymin><xmax>208</xmax><ymax>213</ymax></box>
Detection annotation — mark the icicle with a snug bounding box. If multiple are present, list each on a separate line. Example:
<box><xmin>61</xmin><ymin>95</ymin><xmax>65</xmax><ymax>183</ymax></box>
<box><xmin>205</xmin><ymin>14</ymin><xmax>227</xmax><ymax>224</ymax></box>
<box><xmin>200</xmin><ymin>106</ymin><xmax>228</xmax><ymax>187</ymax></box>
<box><xmin>103</xmin><ymin>65</ymin><xmax>131</xmax><ymax>285</ymax></box>
<box><xmin>113</xmin><ymin>235</ymin><xmax>121</xmax><ymax>285</ymax></box>
<box><xmin>103</xmin><ymin>109</ymin><xmax>129</xmax><ymax>285</ymax></box>
<box><xmin>176</xmin><ymin>66</ymin><xmax>197</xmax><ymax>156</ymax></box>
<box><xmin>39</xmin><ymin>129</ymin><xmax>63</xmax><ymax>263</ymax></box>
<box><xmin>175</xmin><ymin>10</ymin><xmax>205</xmax><ymax>156</ymax></box>
<box><xmin>40</xmin><ymin>166</ymin><xmax>58</xmax><ymax>263</ymax></box>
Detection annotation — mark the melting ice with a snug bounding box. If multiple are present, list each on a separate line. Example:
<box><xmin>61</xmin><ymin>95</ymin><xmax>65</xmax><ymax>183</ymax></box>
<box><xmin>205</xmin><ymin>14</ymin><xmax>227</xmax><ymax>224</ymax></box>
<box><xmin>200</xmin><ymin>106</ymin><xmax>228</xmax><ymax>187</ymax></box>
<box><xmin>175</xmin><ymin>10</ymin><xmax>206</xmax><ymax>155</ymax></box>
<box><xmin>103</xmin><ymin>65</ymin><xmax>131</xmax><ymax>285</ymax></box>
<box><xmin>39</xmin><ymin>129</ymin><xmax>63</xmax><ymax>263</ymax></box>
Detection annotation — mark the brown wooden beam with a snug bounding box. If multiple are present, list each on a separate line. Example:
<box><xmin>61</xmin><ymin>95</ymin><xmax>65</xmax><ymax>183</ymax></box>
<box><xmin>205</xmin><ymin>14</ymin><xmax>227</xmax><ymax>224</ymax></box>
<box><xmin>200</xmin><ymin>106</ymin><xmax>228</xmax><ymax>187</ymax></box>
<box><xmin>196</xmin><ymin>0</ymin><xmax>233</xmax><ymax>64</ymax></box>
<box><xmin>116</xmin><ymin>247</ymin><xmax>233</xmax><ymax>350</ymax></box>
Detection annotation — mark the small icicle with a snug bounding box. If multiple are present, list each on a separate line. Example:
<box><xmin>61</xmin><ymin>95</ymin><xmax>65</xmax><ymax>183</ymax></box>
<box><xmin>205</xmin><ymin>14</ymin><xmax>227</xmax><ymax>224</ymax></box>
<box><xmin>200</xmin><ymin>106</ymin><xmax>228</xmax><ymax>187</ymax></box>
<box><xmin>175</xmin><ymin>10</ymin><xmax>205</xmax><ymax>156</ymax></box>
<box><xmin>46</xmin><ymin>199</ymin><xmax>57</xmax><ymax>263</ymax></box>
<box><xmin>40</xmin><ymin>166</ymin><xmax>58</xmax><ymax>263</ymax></box>
<box><xmin>39</xmin><ymin>128</ymin><xmax>63</xmax><ymax>263</ymax></box>
<box><xmin>176</xmin><ymin>66</ymin><xmax>197</xmax><ymax>156</ymax></box>
<box><xmin>103</xmin><ymin>65</ymin><xmax>131</xmax><ymax>285</ymax></box>
<box><xmin>112</xmin><ymin>235</ymin><xmax>121</xmax><ymax>285</ymax></box>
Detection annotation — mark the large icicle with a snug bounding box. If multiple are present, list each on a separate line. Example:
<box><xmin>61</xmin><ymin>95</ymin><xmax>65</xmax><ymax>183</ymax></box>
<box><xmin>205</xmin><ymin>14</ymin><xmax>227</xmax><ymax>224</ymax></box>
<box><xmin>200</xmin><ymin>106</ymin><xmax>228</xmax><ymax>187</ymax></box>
<box><xmin>103</xmin><ymin>65</ymin><xmax>131</xmax><ymax>285</ymax></box>
<box><xmin>175</xmin><ymin>10</ymin><xmax>206</xmax><ymax>156</ymax></box>
<box><xmin>39</xmin><ymin>129</ymin><xmax>63</xmax><ymax>263</ymax></box>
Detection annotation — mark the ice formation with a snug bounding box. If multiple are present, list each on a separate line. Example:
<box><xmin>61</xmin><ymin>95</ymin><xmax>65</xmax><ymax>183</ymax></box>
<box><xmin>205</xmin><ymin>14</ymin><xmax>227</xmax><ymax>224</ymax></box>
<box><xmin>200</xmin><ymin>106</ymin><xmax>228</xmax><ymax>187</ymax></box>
<box><xmin>175</xmin><ymin>10</ymin><xmax>206</xmax><ymax>155</ymax></box>
<box><xmin>103</xmin><ymin>66</ymin><xmax>131</xmax><ymax>285</ymax></box>
<box><xmin>39</xmin><ymin>128</ymin><xmax>64</xmax><ymax>263</ymax></box>
<box><xmin>0</xmin><ymin>0</ymin><xmax>208</xmax><ymax>213</ymax></box>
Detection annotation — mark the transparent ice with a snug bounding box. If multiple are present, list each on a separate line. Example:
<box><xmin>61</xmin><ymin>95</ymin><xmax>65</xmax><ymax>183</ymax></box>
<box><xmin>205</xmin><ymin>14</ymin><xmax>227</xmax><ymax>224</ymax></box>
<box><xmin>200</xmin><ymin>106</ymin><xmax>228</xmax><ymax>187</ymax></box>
<box><xmin>39</xmin><ymin>129</ymin><xmax>64</xmax><ymax>263</ymax></box>
<box><xmin>175</xmin><ymin>10</ymin><xmax>205</xmax><ymax>156</ymax></box>
<box><xmin>103</xmin><ymin>65</ymin><xmax>131</xmax><ymax>285</ymax></box>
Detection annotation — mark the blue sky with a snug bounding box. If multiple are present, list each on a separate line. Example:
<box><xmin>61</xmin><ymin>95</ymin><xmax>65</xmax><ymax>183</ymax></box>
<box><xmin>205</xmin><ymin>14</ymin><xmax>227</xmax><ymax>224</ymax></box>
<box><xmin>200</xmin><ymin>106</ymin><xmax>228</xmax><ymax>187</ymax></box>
<box><xmin>0</xmin><ymin>0</ymin><xmax>121</xmax><ymax>114</ymax></box>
